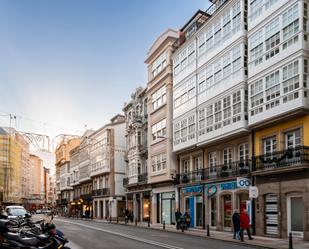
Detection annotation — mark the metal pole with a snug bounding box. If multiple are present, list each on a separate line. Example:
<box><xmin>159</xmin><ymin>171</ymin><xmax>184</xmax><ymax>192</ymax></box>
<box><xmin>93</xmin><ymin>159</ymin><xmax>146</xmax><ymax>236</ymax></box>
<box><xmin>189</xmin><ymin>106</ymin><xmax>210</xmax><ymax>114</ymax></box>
<box><xmin>289</xmin><ymin>232</ymin><xmax>293</xmax><ymax>249</ymax></box>
<box><xmin>207</xmin><ymin>224</ymin><xmax>210</xmax><ymax>236</ymax></box>
<box><xmin>148</xmin><ymin>217</ymin><xmax>150</xmax><ymax>227</ymax></box>
<box><xmin>163</xmin><ymin>220</ymin><xmax>165</xmax><ymax>230</ymax></box>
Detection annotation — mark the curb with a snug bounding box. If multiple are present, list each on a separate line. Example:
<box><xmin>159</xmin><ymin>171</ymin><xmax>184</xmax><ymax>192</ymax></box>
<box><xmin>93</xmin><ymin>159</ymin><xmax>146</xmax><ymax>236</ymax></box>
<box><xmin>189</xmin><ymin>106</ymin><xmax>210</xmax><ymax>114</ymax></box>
<box><xmin>57</xmin><ymin>217</ymin><xmax>276</xmax><ymax>249</ymax></box>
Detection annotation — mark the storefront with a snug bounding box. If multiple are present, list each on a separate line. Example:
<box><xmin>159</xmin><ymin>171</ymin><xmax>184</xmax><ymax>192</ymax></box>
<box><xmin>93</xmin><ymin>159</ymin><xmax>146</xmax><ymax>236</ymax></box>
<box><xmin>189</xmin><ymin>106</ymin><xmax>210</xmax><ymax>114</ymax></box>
<box><xmin>180</xmin><ymin>185</ymin><xmax>204</xmax><ymax>228</ymax></box>
<box><xmin>255</xmin><ymin>172</ymin><xmax>309</xmax><ymax>240</ymax></box>
<box><xmin>179</xmin><ymin>178</ymin><xmax>251</xmax><ymax>230</ymax></box>
<box><xmin>152</xmin><ymin>187</ymin><xmax>176</xmax><ymax>225</ymax></box>
<box><xmin>205</xmin><ymin>179</ymin><xmax>250</xmax><ymax>231</ymax></box>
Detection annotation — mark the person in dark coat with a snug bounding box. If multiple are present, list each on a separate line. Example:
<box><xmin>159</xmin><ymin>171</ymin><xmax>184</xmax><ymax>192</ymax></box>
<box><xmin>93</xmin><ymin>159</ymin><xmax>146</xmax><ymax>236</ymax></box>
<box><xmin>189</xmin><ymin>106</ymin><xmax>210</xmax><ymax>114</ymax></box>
<box><xmin>240</xmin><ymin>210</ymin><xmax>253</xmax><ymax>241</ymax></box>
<box><xmin>184</xmin><ymin>211</ymin><xmax>191</xmax><ymax>230</ymax></box>
<box><xmin>232</xmin><ymin>209</ymin><xmax>240</xmax><ymax>240</ymax></box>
<box><xmin>175</xmin><ymin>208</ymin><xmax>182</xmax><ymax>230</ymax></box>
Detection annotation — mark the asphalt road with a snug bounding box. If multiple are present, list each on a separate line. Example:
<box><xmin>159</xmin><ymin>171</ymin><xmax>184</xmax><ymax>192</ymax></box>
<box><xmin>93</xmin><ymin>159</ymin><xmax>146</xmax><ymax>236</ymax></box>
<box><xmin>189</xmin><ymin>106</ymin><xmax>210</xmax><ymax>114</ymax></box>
<box><xmin>53</xmin><ymin>218</ymin><xmax>258</xmax><ymax>249</ymax></box>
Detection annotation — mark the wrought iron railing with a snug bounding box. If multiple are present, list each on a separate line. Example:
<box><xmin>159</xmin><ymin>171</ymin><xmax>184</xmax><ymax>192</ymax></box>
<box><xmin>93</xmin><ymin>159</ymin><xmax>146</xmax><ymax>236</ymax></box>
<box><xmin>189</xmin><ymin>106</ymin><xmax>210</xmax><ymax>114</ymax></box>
<box><xmin>123</xmin><ymin>173</ymin><xmax>148</xmax><ymax>187</ymax></box>
<box><xmin>92</xmin><ymin>188</ymin><xmax>110</xmax><ymax>197</ymax></box>
<box><xmin>175</xmin><ymin>160</ymin><xmax>251</xmax><ymax>185</ymax></box>
<box><xmin>253</xmin><ymin>146</ymin><xmax>309</xmax><ymax>171</ymax></box>
<box><xmin>138</xmin><ymin>173</ymin><xmax>148</xmax><ymax>183</ymax></box>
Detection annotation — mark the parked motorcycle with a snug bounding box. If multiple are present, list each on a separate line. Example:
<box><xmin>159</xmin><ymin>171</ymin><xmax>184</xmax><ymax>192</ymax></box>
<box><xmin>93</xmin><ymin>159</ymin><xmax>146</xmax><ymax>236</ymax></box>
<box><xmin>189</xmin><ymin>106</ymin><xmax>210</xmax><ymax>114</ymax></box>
<box><xmin>0</xmin><ymin>212</ymin><xmax>70</xmax><ymax>249</ymax></box>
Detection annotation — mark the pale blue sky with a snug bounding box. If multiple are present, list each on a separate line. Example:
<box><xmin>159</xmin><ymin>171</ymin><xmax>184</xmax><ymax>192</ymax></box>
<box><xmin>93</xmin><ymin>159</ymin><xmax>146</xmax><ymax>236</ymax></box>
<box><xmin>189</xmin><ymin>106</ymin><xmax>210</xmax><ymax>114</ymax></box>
<box><xmin>0</xmin><ymin>0</ymin><xmax>210</xmax><ymax>139</ymax></box>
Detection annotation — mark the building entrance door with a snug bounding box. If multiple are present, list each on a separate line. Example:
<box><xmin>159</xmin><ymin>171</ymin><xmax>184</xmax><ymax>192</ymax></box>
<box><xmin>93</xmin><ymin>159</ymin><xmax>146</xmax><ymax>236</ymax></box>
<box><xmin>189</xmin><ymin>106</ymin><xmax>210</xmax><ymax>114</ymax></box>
<box><xmin>210</xmin><ymin>197</ymin><xmax>216</xmax><ymax>227</ymax></box>
<box><xmin>287</xmin><ymin>195</ymin><xmax>304</xmax><ymax>238</ymax></box>
<box><xmin>196</xmin><ymin>195</ymin><xmax>203</xmax><ymax>227</ymax></box>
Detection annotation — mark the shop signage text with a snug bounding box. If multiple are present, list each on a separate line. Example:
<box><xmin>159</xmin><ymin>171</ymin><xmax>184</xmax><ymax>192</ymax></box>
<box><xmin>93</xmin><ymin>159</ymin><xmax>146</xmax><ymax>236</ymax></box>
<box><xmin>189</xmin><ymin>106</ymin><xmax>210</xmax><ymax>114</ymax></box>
<box><xmin>183</xmin><ymin>185</ymin><xmax>202</xmax><ymax>194</ymax></box>
<box><xmin>220</xmin><ymin>181</ymin><xmax>237</xmax><ymax>190</ymax></box>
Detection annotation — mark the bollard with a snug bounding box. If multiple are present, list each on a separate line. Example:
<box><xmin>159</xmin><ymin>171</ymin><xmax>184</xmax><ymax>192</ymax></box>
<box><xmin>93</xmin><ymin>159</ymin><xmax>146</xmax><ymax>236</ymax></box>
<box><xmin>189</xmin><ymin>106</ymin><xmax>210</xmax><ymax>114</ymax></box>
<box><xmin>289</xmin><ymin>232</ymin><xmax>293</xmax><ymax>249</ymax></box>
<box><xmin>109</xmin><ymin>216</ymin><xmax>112</xmax><ymax>223</ymax></box>
<box><xmin>125</xmin><ymin>217</ymin><xmax>128</xmax><ymax>225</ymax></box>
<box><xmin>163</xmin><ymin>220</ymin><xmax>165</xmax><ymax>230</ymax></box>
<box><xmin>148</xmin><ymin>218</ymin><xmax>150</xmax><ymax>227</ymax></box>
<box><xmin>207</xmin><ymin>224</ymin><xmax>210</xmax><ymax>237</ymax></box>
<box><xmin>117</xmin><ymin>217</ymin><xmax>119</xmax><ymax>223</ymax></box>
<box><xmin>135</xmin><ymin>218</ymin><xmax>137</xmax><ymax>226</ymax></box>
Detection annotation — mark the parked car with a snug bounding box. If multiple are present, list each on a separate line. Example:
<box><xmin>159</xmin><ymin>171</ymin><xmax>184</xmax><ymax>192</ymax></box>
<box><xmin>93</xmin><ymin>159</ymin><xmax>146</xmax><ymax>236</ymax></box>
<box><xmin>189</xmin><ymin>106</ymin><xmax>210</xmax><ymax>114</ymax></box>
<box><xmin>5</xmin><ymin>205</ymin><xmax>29</xmax><ymax>219</ymax></box>
<box><xmin>36</xmin><ymin>209</ymin><xmax>42</xmax><ymax>214</ymax></box>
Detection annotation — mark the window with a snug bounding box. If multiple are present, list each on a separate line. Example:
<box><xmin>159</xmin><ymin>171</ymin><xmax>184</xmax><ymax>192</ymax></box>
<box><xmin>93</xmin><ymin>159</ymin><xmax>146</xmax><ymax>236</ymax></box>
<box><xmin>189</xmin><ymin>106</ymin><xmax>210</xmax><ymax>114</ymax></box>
<box><xmin>152</xmin><ymin>86</ymin><xmax>166</xmax><ymax>110</ymax></box>
<box><xmin>285</xmin><ymin>129</ymin><xmax>301</xmax><ymax>149</ymax></box>
<box><xmin>173</xmin><ymin>76</ymin><xmax>196</xmax><ymax>108</ymax></box>
<box><xmin>223</xmin><ymin>148</ymin><xmax>232</xmax><ymax>165</ymax></box>
<box><xmin>209</xmin><ymin>152</ymin><xmax>217</xmax><ymax>174</ymax></box>
<box><xmin>250</xmin><ymin>0</ymin><xmax>263</xmax><ymax>21</ymax></box>
<box><xmin>265</xmin><ymin>32</ymin><xmax>280</xmax><ymax>60</ymax></box>
<box><xmin>151</xmin><ymin>119</ymin><xmax>166</xmax><ymax>141</ymax></box>
<box><xmin>183</xmin><ymin>159</ymin><xmax>190</xmax><ymax>174</ymax></box>
<box><xmin>198</xmin><ymin>33</ymin><xmax>206</xmax><ymax>56</ymax></box>
<box><xmin>152</xmin><ymin>154</ymin><xmax>167</xmax><ymax>172</ymax></box>
<box><xmin>194</xmin><ymin>156</ymin><xmax>203</xmax><ymax>171</ymax></box>
<box><xmin>152</xmin><ymin>52</ymin><xmax>167</xmax><ymax>77</ymax></box>
<box><xmin>239</xmin><ymin>143</ymin><xmax>249</xmax><ymax>161</ymax></box>
<box><xmin>282</xmin><ymin>60</ymin><xmax>300</xmax><ymax>103</ymax></box>
<box><xmin>263</xmin><ymin>136</ymin><xmax>277</xmax><ymax>154</ymax></box>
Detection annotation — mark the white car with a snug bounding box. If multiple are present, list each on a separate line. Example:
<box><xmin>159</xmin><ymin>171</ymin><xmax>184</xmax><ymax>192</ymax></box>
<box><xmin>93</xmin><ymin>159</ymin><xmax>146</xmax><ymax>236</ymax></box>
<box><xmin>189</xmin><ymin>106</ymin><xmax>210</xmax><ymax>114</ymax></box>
<box><xmin>5</xmin><ymin>206</ymin><xmax>29</xmax><ymax>219</ymax></box>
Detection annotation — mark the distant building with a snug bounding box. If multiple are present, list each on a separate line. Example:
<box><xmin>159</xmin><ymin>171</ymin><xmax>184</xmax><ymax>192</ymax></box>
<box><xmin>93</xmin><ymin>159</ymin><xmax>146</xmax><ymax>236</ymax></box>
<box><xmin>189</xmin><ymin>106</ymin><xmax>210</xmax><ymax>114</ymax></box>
<box><xmin>55</xmin><ymin>137</ymin><xmax>80</xmax><ymax>215</ymax></box>
<box><xmin>0</xmin><ymin>127</ymin><xmax>31</xmax><ymax>205</ymax></box>
<box><xmin>123</xmin><ymin>87</ymin><xmax>148</xmax><ymax>222</ymax></box>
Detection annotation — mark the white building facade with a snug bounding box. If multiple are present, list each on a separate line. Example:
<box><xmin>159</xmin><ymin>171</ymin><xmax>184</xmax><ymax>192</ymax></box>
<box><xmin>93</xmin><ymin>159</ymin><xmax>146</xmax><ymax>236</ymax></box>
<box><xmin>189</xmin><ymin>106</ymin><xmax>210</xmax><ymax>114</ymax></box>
<box><xmin>172</xmin><ymin>0</ymin><xmax>252</xmax><ymax>231</ymax></box>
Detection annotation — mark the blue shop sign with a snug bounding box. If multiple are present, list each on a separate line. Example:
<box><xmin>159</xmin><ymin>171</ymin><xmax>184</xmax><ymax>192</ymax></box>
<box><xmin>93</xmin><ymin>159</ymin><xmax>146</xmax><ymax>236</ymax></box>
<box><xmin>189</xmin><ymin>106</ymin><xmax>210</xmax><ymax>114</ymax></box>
<box><xmin>183</xmin><ymin>185</ymin><xmax>202</xmax><ymax>194</ymax></box>
<box><xmin>220</xmin><ymin>181</ymin><xmax>237</xmax><ymax>190</ymax></box>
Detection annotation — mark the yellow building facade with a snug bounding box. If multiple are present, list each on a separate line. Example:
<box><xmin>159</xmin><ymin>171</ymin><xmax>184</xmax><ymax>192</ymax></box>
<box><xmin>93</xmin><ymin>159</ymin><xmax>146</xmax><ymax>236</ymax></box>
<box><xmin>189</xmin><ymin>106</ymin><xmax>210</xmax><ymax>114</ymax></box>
<box><xmin>253</xmin><ymin>114</ymin><xmax>309</xmax><ymax>240</ymax></box>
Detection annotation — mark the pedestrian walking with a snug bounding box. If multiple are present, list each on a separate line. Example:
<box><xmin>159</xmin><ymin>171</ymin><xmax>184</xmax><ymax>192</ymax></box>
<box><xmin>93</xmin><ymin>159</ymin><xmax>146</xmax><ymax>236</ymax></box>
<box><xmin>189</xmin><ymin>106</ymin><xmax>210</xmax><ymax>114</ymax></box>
<box><xmin>240</xmin><ymin>210</ymin><xmax>253</xmax><ymax>241</ymax></box>
<box><xmin>184</xmin><ymin>211</ymin><xmax>191</xmax><ymax>230</ymax></box>
<box><xmin>175</xmin><ymin>208</ymin><xmax>182</xmax><ymax>230</ymax></box>
<box><xmin>232</xmin><ymin>209</ymin><xmax>240</xmax><ymax>240</ymax></box>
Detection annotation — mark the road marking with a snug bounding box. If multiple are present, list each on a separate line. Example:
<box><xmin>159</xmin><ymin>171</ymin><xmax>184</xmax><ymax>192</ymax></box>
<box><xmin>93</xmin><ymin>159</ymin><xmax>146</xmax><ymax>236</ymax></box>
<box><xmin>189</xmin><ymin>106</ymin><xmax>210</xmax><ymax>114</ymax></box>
<box><xmin>56</xmin><ymin>219</ymin><xmax>184</xmax><ymax>249</ymax></box>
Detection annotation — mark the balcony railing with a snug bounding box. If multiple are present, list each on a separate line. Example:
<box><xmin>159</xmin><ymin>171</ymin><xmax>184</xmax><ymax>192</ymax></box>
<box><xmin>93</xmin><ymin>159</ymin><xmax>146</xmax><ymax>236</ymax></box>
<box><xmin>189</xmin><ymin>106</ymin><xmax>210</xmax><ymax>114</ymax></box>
<box><xmin>176</xmin><ymin>160</ymin><xmax>251</xmax><ymax>185</ymax></box>
<box><xmin>92</xmin><ymin>188</ymin><xmax>110</xmax><ymax>197</ymax></box>
<box><xmin>138</xmin><ymin>173</ymin><xmax>147</xmax><ymax>183</ymax></box>
<box><xmin>123</xmin><ymin>173</ymin><xmax>148</xmax><ymax>187</ymax></box>
<box><xmin>253</xmin><ymin>146</ymin><xmax>309</xmax><ymax>172</ymax></box>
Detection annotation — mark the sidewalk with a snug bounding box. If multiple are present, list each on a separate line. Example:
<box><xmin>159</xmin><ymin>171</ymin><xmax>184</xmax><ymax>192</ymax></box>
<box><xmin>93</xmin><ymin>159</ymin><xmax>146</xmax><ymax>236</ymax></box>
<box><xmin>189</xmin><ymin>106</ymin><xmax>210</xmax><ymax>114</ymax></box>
<box><xmin>63</xmin><ymin>217</ymin><xmax>309</xmax><ymax>249</ymax></box>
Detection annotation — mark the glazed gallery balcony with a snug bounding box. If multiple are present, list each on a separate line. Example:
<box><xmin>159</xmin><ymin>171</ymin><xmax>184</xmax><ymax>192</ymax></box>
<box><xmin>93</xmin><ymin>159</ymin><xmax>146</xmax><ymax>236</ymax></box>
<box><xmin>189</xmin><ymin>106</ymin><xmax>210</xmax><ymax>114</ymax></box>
<box><xmin>92</xmin><ymin>188</ymin><xmax>110</xmax><ymax>197</ymax></box>
<box><xmin>176</xmin><ymin>160</ymin><xmax>251</xmax><ymax>185</ymax></box>
<box><xmin>123</xmin><ymin>173</ymin><xmax>148</xmax><ymax>187</ymax></box>
<box><xmin>253</xmin><ymin>146</ymin><xmax>309</xmax><ymax>174</ymax></box>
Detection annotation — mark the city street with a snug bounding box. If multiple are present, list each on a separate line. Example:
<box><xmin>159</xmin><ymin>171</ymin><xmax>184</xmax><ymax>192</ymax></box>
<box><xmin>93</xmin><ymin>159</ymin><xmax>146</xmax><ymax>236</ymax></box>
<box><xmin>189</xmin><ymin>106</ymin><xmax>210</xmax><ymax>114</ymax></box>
<box><xmin>54</xmin><ymin>218</ymin><xmax>258</xmax><ymax>249</ymax></box>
